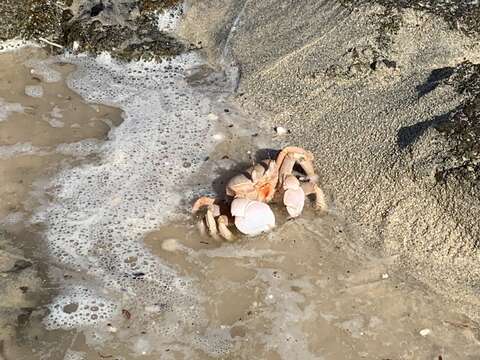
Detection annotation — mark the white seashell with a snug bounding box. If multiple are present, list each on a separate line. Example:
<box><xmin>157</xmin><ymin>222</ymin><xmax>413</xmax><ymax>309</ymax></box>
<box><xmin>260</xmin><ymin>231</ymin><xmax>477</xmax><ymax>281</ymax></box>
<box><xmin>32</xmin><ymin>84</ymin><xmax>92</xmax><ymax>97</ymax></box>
<box><xmin>283</xmin><ymin>187</ymin><xmax>305</xmax><ymax>217</ymax></box>
<box><xmin>275</xmin><ymin>126</ymin><xmax>288</xmax><ymax>135</ymax></box>
<box><xmin>233</xmin><ymin>200</ymin><xmax>275</xmax><ymax>236</ymax></box>
<box><xmin>283</xmin><ymin>175</ymin><xmax>300</xmax><ymax>190</ymax></box>
<box><xmin>231</xmin><ymin>198</ymin><xmax>252</xmax><ymax>217</ymax></box>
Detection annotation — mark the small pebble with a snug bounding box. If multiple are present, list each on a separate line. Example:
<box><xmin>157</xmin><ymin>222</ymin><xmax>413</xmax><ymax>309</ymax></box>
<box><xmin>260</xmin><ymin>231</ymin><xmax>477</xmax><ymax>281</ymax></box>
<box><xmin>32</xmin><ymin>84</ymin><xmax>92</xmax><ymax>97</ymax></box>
<box><xmin>275</xmin><ymin>126</ymin><xmax>288</xmax><ymax>135</ymax></box>
<box><xmin>161</xmin><ymin>238</ymin><xmax>178</xmax><ymax>252</ymax></box>
<box><xmin>381</xmin><ymin>273</ymin><xmax>389</xmax><ymax>279</ymax></box>
<box><xmin>107</xmin><ymin>325</ymin><xmax>117</xmax><ymax>333</ymax></box>
<box><xmin>419</xmin><ymin>328</ymin><xmax>431</xmax><ymax>336</ymax></box>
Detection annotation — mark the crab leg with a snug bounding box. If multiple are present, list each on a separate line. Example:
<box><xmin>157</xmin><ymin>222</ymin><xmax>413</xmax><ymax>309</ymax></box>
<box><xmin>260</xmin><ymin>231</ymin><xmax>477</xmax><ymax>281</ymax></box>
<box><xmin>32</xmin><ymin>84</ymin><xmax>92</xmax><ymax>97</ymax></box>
<box><xmin>192</xmin><ymin>197</ymin><xmax>222</xmax><ymax>240</ymax></box>
<box><xmin>282</xmin><ymin>175</ymin><xmax>305</xmax><ymax>217</ymax></box>
<box><xmin>205</xmin><ymin>207</ymin><xmax>221</xmax><ymax>240</ymax></box>
<box><xmin>301</xmin><ymin>181</ymin><xmax>327</xmax><ymax>211</ymax></box>
<box><xmin>276</xmin><ymin>147</ymin><xmax>315</xmax><ymax>174</ymax></box>
<box><xmin>276</xmin><ymin>147</ymin><xmax>318</xmax><ymax>186</ymax></box>
<box><xmin>218</xmin><ymin>215</ymin><xmax>234</xmax><ymax>242</ymax></box>
<box><xmin>192</xmin><ymin>197</ymin><xmax>216</xmax><ymax>214</ymax></box>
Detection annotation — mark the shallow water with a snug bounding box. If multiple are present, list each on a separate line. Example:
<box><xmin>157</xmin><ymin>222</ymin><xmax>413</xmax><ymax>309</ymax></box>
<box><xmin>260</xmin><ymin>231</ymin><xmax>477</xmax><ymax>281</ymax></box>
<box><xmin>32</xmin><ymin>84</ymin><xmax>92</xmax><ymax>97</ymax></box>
<box><xmin>0</xmin><ymin>42</ymin><xmax>479</xmax><ymax>360</ymax></box>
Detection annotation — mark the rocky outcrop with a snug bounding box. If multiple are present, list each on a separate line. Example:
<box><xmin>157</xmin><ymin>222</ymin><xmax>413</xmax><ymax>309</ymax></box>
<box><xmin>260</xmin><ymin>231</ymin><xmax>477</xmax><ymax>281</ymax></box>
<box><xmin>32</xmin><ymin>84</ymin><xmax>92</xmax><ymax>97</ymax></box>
<box><xmin>0</xmin><ymin>0</ymin><xmax>186</xmax><ymax>60</ymax></box>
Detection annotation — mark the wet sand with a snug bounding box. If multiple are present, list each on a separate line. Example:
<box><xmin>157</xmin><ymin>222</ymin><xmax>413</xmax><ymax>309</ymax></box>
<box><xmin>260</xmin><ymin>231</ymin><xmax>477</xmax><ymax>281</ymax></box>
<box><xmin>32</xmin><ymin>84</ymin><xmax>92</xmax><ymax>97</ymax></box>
<box><xmin>0</xmin><ymin>46</ymin><xmax>479</xmax><ymax>359</ymax></box>
<box><xmin>182</xmin><ymin>0</ymin><xmax>480</xmax><ymax>325</ymax></box>
<box><xmin>0</xmin><ymin>47</ymin><xmax>122</xmax><ymax>359</ymax></box>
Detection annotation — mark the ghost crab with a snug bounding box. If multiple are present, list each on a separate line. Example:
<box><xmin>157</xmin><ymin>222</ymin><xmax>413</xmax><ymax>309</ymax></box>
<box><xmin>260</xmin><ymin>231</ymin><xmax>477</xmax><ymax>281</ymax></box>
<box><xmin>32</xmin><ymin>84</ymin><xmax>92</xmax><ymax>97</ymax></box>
<box><xmin>192</xmin><ymin>146</ymin><xmax>326</xmax><ymax>241</ymax></box>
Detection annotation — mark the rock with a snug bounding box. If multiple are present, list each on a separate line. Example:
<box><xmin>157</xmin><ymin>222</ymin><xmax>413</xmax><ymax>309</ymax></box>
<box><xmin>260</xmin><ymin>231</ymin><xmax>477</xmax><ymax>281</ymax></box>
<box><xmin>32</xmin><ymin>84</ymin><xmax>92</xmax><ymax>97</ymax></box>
<box><xmin>5</xmin><ymin>259</ymin><xmax>32</xmax><ymax>273</ymax></box>
<box><xmin>0</xmin><ymin>253</ymin><xmax>16</xmax><ymax>273</ymax></box>
<box><xmin>0</xmin><ymin>0</ymin><xmax>63</xmax><ymax>42</ymax></box>
<box><xmin>0</xmin><ymin>0</ymin><xmax>186</xmax><ymax>61</ymax></box>
<box><xmin>341</xmin><ymin>0</ymin><xmax>480</xmax><ymax>36</ymax></box>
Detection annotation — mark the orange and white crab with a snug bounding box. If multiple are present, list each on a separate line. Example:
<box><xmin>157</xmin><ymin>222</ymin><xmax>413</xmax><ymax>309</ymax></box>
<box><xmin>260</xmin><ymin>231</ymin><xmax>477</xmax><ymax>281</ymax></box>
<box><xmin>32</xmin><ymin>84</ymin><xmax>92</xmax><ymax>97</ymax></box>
<box><xmin>192</xmin><ymin>146</ymin><xmax>326</xmax><ymax>241</ymax></box>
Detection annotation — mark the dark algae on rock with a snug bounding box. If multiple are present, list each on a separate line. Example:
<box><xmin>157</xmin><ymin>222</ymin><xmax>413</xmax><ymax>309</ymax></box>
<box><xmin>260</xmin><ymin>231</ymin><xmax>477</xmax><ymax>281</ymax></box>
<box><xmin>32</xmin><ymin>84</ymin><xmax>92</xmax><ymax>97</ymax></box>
<box><xmin>0</xmin><ymin>0</ymin><xmax>186</xmax><ymax>61</ymax></box>
<box><xmin>401</xmin><ymin>61</ymin><xmax>480</xmax><ymax>182</ymax></box>
<box><xmin>435</xmin><ymin>62</ymin><xmax>480</xmax><ymax>181</ymax></box>
<box><xmin>0</xmin><ymin>0</ymin><xmax>63</xmax><ymax>42</ymax></box>
<box><xmin>342</xmin><ymin>0</ymin><xmax>480</xmax><ymax>36</ymax></box>
<box><xmin>62</xmin><ymin>0</ymin><xmax>186</xmax><ymax>61</ymax></box>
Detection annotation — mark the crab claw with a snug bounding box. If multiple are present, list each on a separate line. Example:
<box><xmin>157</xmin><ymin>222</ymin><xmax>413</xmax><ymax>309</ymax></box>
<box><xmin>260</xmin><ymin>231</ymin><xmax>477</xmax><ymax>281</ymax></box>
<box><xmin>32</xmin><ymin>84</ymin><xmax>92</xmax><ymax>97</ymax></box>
<box><xmin>282</xmin><ymin>175</ymin><xmax>305</xmax><ymax>218</ymax></box>
<box><xmin>231</xmin><ymin>198</ymin><xmax>275</xmax><ymax>236</ymax></box>
<box><xmin>192</xmin><ymin>197</ymin><xmax>220</xmax><ymax>215</ymax></box>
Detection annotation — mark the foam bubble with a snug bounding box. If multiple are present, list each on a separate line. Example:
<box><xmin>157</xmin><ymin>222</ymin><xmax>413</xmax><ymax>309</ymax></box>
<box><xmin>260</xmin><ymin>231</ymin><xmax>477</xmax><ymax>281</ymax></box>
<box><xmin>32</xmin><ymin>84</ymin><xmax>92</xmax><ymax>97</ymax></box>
<box><xmin>44</xmin><ymin>116</ymin><xmax>65</xmax><ymax>128</ymax></box>
<box><xmin>156</xmin><ymin>3</ymin><xmax>184</xmax><ymax>32</ymax></box>
<box><xmin>28</xmin><ymin>5</ymin><xmax>244</xmax><ymax>356</ymax></box>
<box><xmin>0</xmin><ymin>97</ymin><xmax>25</xmax><ymax>121</ymax></box>
<box><xmin>25</xmin><ymin>58</ymin><xmax>62</xmax><ymax>83</ymax></box>
<box><xmin>55</xmin><ymin>139</ymin><xmax>102</xmax><ymax>157</ymax></box>
<box><xmin>42</xmin><ymin>106</ymin><xmax>65</xmax><ymax>128</ymax></box>
<box><xmin>25</xmin><ymin>85</ymin><xmax>44</xmax><ymax>98</ymax></box>
<box><xmin>44</xmin><ymin>286</ymin><xmax>117</xmax><ymax>330</ymax></box>
<box><xmin>33</xmin><ymin>43</ymin><xmax>231</xmax><ymax>356</ymax></box>
<box><xmin>0</xmin><ymin>212</ymin><xmax>25</xmax><ymax>225</ymax></box>
<box><xmin>63</xmin><ymin>350</ymin><xmax>86</xmax><ymax>360</ymax></box>
<box><xmin>0</xmin><ymin>143</ymin><xmax>43</xmax><ymax>158</ymax></box>
<box><xmin>0</xmin><ymin>39</ymin><xmax>38</xmax><ymax>53</ymax></box>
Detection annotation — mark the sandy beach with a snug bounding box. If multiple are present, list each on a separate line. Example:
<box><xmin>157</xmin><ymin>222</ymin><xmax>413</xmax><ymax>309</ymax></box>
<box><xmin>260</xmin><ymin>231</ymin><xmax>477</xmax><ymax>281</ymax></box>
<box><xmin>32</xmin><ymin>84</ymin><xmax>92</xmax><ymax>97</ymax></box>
<box><xmin>0</xmin><ymin>0</ymin><xmax>480</xmax><ymax>358</ymax></box>
<box><xmin>183</xmin><ymin>0</ymin><xmax>480</xmax><ymax>320</ymax></box>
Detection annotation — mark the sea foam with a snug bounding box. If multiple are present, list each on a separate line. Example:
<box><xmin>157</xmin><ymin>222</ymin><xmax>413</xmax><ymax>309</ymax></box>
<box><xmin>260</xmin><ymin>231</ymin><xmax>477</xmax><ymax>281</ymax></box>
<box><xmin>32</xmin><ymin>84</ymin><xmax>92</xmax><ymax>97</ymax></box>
<box><xmin>33</xmin><ymin>6</ymin><xmax>233</xmax><ymax>356</ymax></box>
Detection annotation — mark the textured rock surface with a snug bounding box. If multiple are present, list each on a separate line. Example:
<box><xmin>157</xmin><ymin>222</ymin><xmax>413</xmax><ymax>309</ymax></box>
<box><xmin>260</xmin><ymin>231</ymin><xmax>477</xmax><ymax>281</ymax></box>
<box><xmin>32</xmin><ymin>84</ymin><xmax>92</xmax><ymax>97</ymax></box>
<box><xmin>342</xmin><ymin>0</ymin><xmax>480</xmax><ymax>36</ymax></box>
<box><xmin>0</xmin><ymin>0</ymin><xmax>185</xmax><ymax>60</ymax></box>
<box><xmin>182</xmin><ymin>0</ymin><xmax>480</xmax><ymax>319</ymax></box>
